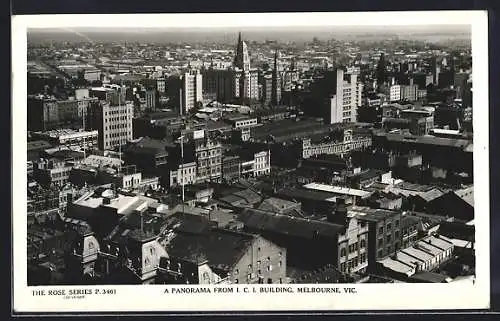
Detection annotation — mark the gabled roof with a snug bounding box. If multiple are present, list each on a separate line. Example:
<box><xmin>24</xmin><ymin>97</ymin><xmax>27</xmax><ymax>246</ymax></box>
<box><xmin>163</xmin><ymin>229</ymin><xmax>257</xmax><ymax>271</ymax></box>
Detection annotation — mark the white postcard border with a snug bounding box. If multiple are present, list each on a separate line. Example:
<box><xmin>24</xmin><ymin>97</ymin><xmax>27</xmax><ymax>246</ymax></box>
<box><xmin>12</xmin><ymin>11</ymin><xmax>490</xmax><ymax>313</ymax></box>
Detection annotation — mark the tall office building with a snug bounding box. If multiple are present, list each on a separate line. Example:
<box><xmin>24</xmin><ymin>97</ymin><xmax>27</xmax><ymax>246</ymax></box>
<box><xmin>281</xmin><ymin>59</ymin><xmax>300</xmax><ymax>93</ymax></box>
<box><xmin>145</xmin><ymin>89</ymin><xmax>157</xmax><ymax>110</ymax></box>
<box><xmin>327</xmin><ymin>68</ymin><xmax>363</xmax><ymax>124</ymax></box>
<box><xmin>259</xmin><ymin>73</ymin><xmax>273</xmax><ymax>105</ymax></box>
<box><xmin>87</xmin><ymin>101</ymin><xmax>134</xmax><ymax>150</ymax></box>
<box><xmin>271</xmin><ymin>50</ymin><xmax>282</xmax><ymax>106</ymax></box>
<box><xmin>180</xmin><ymin>70</ymin><xmax>203</xmax><ymax>115</ymax></box>
<box><xmin>233</xmin><ymin>32</ymin><xmax>259</xmax><ymax>102</ymax></box>
<box><xmin>202</xmin><ymin>67</ymin><xmax>235</xmax><ymax>102</ymax></box>
<box><xmin>201</xmin><ymin>32</ymin><xmax>259</xmax><ymax>104</ymax></box>
<box><xmin>376</xmin><ymin>53</ymin><xmax>387</xmax><ymax>88</ymax></box>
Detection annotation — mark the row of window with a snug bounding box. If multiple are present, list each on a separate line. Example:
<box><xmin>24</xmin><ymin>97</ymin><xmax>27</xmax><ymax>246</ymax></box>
<box><xmin>123</xmin><ymin>178</ymin><xmax>140</xmax><ymax>187</ymax></box>
<box><xmin>340</xmin><ymin>240</ymin><xmax>366</xmax><ymax>257</ymax></box>
<box><xmin>234</xmin><ymin>277</ymin><xmax>280</xmax><ymax>284</ymax></box>
<box><xmin>105</xmin><ymin>123</ymin><xmax>131</xmax><ymax>130</ymax></box>
<box><xmin>234</xmin><ymin>263</ymin><xmax>281</xmax><ymax>276</ymax></box>
<box><xmin>378</xmin><ymin>220</ymin><xmax>401</xmax><ymax>234</ymax></box>
<box><xmin>106</xmin><ymin>131</ymin><xmax>131</xmax><ymax>138</ymax></box>
<box><xmin>104</xmin><ymin>108</ymin><xmax>132</xmax><ymax>116</ymax></box>
<box><xmin>340</xmin><ymin>253</ymin><xmax>367</xmax><ymax>272</ymax></box>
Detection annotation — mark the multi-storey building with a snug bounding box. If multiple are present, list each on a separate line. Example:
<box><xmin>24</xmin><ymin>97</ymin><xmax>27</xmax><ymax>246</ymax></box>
<box><xmin>271</xmin><ymin>50</ymin><xmax>282</xmax><ymax>106</ymax></box>
<box><xmin>123</xmin><ymin>138</ymin><xmax>168</xmax><ymax>181</ymax></box>
<box><xmin>87</xmin><ymin>102</ymin><xmax>134</xmax><ymax>150</ymax></box>
<box><xmin>349</xmin><ymin>206</ymin><xmax>421</xmax><ymax>271</ymax></box>
<box><xmin>169</xmin><ymin>162</ymin><xmax>197</xmax><ymax>187</ymax></box>
<box><xmin>240</xmin><ymin>149</ymin><xmax>271</xmax><ymax>178</ymax></box>
<box><xmin>32</xmin><ymin>129</ymin><xmax>99</xmax><ymax>150</ymax></box>
<box><xmin>222</xmin><ymin>155</ymin><xmax>241</xmax><ymax>183</ymax></box>
<box><xmin>239</xmin><ymin>200</ymin><xmax>369</xmax><ymax>277</ymax></box>
<box><xmin>281</xmin><ymin>62</ymin><xmax>300</xmax><ymax>93</ymax></box>
<box><xmin>162</xmin><ymin>226</ymin><xmax>287</xmax><ymax>284</ymax></box>
<box><xmin>28</xmin><ymin>95</ymin><xmax>98</xmax><ymax>131</ymax></box>
<box><xmin>328</xmin><ymin>68</ymin><xmax>363</xmax><ymax>124</ymax></box>
<box><xmin>180</xmin><ymin>70</ymin><xmax>203</xmax><ymax>115</ymax></box>
<box><xmin>187</xmin><ymin>130</ymin><xmax>223</xmax><ymax>183</ymax></box>
<box><xmin>202</xmin><ymin>68</ymin><xmax>236</xmax><ymax>103</ymax></box>
<box><xmin>253</xmin><ymin>150</ymin><xmax>271</xmax><ymax>177</ymax></box>
<box><xmin>401</xmin><ymin>84</ymin><xmax>418</xmax><ymax>102</ymax></box>
<box><xmin>390</xmin><ymin>85</ymin><xmax>401</xmax><ymax>102</ymax></box>
<box><xmin>259</xmin><ymin>73</ymin><xmax>273</xmax><ymax>105</ymax></box>
<box><xmin>145</xmin><ymin>89</ymin><xmax>157</xmax><ymax>110</ymax></box>
<box><xmin>390</xmin><ymin>84</ymin><xmax>419</xmax><ymax>102</ymax></box>
<box><xmin>301</xmin><ymin>129</ymin><xmax>372</xmax><ymax>159</ymax></box>
<box><xmin>234</xmin><ymin>68</ymin><xmax>259</xmax><ymax>102</ymax></box>
<box><xmin>201</xmin><ymin>33</ymin><xmax>259</xmax><ymax>104</ymax></box>
<box><xmin>33</xmin><ymin>158</ymin><xmax>73</xmax><ymax>187</ymax></box>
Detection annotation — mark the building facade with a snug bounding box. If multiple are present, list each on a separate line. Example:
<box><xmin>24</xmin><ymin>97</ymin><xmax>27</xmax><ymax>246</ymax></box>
<box><xmin>192</xmin><ymin>131</ymin><xmax>223</xmax><ymax>183</ymax></box>
<box><xmin>180</xmin><ymin>70</ymin><xmax>203</xmax><ymax>115</ymax></box>
<box><xmin>87</xmin><ymin>102</ymin><xmax>134</xmax><ymax>150</ymax></box>
<box><xmin>301</xmin><ymin>129</ymin><xmax>372</xmax><ymax>159</ymax></box>
<box><xmin>328</xmin><ymin>68</ymin><xmax>363</xmax><ymax>124</ymax></box>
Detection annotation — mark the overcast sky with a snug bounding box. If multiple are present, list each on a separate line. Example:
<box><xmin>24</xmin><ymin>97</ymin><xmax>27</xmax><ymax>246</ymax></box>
<box><xmin>28</xmin><ymin>25</ymin><xmax>471</xmax><ymax>43</ymax></box>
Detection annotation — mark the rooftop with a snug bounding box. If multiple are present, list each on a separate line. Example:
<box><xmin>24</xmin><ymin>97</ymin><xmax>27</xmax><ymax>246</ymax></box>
<box><xmin>409</xmin><ymin>271</ymin><xmax>451</xmax><ymax>283</ymax></box>
<box><xmin>349</xmin><ymin>206</ymin><xmax>400</xmax><ymax>222</ymax></box>
<box><xmin>27</xmin><ymin>140</ymin><xmax>52</xmax><ymax>151</ymax></box>
<box><xmin>162</xmin><ymin>228</ymin><xmax>256</xmax><ymax>271</ymax></box>
<box><xmin>376</xmin><ymin>132</ymin><xmax>473</xmax><ymax>151</ymax></box>
<box><xmin>239</xmin><ymin>208</ymin><xmax>344</xmax><ymax>240</ymax></box>
<box><xmin>124</xmin><ymin>138</ymin><xmax>168</xmax><ymax>155</ymax></box>
<box><xmin>303</xmin><ymin>183</ymin><xmax>372</xmax><ymax>198</ymax></box>
<box><xmin>258</xmin><ymin>197</ymin><xmax>301</xmax><ymax>213</ymax></box>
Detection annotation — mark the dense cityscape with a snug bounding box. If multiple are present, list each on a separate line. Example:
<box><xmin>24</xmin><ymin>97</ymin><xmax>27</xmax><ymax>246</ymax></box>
<box><xmin>26</xmin><ymin>27</ymin><xmax>474</xmax><ymax>285</ymax></box>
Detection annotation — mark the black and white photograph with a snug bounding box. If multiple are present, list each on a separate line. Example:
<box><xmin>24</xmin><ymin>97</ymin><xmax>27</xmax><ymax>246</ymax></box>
<box><xmin>12</xmin><ymin>11</ymin><xmax>490</xmax><ymax>312</ymax></box>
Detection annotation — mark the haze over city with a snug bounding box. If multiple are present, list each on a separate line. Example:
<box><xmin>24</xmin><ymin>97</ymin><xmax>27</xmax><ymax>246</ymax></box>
<box><xmin>28</xmin><ymin>25</ymin><xmax>471</xmax><ymax>44</ymax></box>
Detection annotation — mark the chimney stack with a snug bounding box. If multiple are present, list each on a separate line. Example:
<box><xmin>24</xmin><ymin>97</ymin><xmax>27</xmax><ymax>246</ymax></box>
<box><xmin>327</xmin><ymin>198</ymin><xmax>349</xmax><ymax>226</ymax></box>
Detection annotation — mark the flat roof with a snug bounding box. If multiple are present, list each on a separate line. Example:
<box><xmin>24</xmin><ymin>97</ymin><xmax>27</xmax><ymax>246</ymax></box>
<box><xmin>303</xmin><ymin>183</ymin><xmax>371</xmax><ymax>198</ymax></box>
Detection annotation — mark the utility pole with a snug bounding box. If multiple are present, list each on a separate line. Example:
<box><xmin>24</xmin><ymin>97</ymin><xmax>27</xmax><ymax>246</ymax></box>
<box><xmin>179</xmin><ymin>135</ymin><xmax>185</xmax><ymax>215</ymax></box>
<box><xmin>82</xmin><ymin>101</ymin><xmax>86</xmax><ymax>159</ymax></box>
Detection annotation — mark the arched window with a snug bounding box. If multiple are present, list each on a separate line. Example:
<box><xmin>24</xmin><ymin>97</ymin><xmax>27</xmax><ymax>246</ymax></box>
<box><xmin>360</xmin><ymin>239</ymin><xmax>366</xmax><ymax>248</ymax></box>
<box><xmin>341</xmin><ymin>248</ymin><xmax>346</xmax><ymax>257</ymax></box>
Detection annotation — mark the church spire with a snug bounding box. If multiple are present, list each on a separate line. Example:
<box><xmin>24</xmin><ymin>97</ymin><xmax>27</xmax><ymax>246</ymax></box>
<box><xmin>234</xmin><ymin>32</ymin><xmax>250</xmax><ymax>70</ymax></box>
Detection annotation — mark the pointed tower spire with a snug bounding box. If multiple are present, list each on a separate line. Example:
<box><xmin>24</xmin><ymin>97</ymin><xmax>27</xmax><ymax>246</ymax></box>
<box><xmin>234</xmin><ymin>31</ymin><xmax>250</xmax><ymax>70</ymax></box>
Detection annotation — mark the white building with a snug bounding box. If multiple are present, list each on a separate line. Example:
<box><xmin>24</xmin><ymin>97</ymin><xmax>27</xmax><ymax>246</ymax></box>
<box><xmin>181</xmin><ymin>70</ymin><xmax>203</xmax><ymax>115</ymax></box>
<box><xmin>89</xmin><ymin>102</ymin><xmax>134</xmax><ymax>150</ymax></box>
<box><xmin>240</xmin><ymin>150</ymin><xmax>271</xmax><ymax>178</ymax></box>
<box><xmin>390</xmin><ymin>85</ymin><xmax>401</xmax><ymax>102</ymax></box>
<box><xmin>328</xmin><ymin>68</ymin><xmax>363</xmax><ymax>124</ymax></box>
<box><xmin>253</xmin><ymin>150</ymin><xmax>271</xmax><ymax>177</ymax></box>
<box><xmin>169</xmin><ymin>162</ymin><xmax>197</xmax><ymax>187</ymax></box>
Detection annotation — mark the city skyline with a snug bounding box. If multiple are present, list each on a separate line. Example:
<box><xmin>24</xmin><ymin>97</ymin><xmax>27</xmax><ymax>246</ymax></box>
<box><xmin>28</xmin><ymin>25</ymin><xmax>471</xmax><ymax>44</ymax></box>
